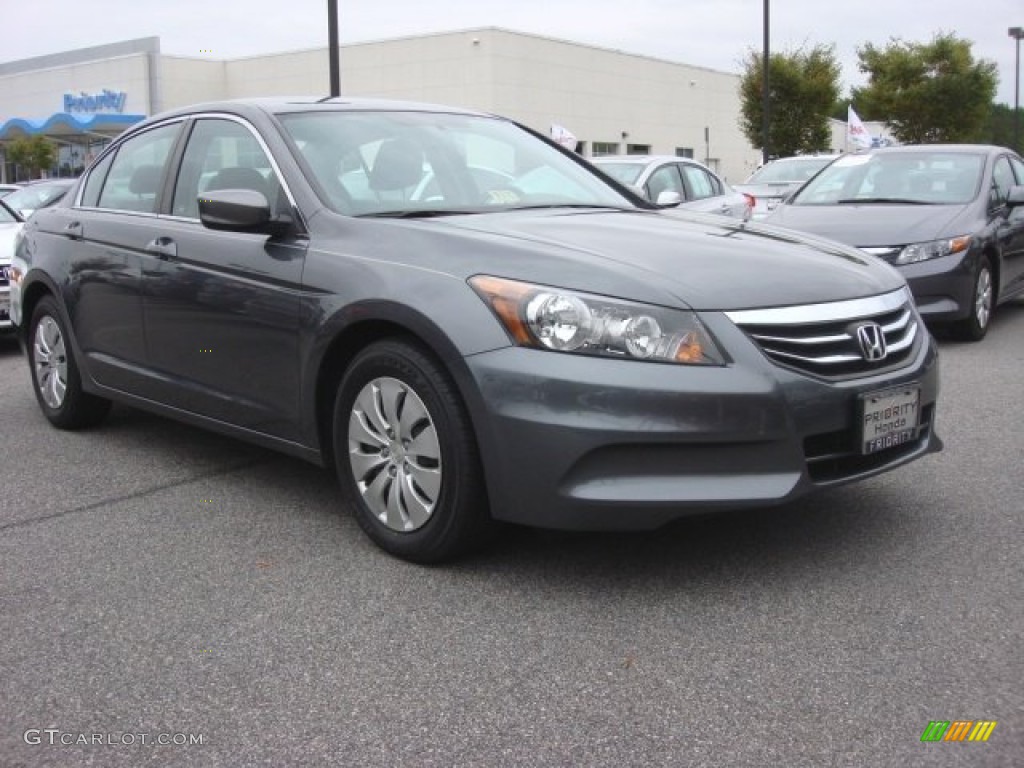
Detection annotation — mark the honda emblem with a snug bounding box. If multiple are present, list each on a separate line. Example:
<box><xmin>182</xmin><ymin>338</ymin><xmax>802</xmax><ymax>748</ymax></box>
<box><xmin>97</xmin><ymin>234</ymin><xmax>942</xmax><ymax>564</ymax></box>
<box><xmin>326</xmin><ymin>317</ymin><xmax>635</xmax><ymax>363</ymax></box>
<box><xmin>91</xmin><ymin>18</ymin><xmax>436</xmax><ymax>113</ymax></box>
<box><xmin>855</xmin><ymin>322</ymin><xmax>888</xmax><ymax>362</ymax></box>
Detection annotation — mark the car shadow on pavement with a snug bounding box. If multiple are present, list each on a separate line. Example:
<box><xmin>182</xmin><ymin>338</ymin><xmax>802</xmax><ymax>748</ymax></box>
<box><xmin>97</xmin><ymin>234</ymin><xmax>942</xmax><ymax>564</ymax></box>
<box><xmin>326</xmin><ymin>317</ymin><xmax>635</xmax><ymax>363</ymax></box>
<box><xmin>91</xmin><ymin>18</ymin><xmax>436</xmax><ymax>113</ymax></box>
<box><xmin>75</xmin><ymin>401</ymin><xmax>927</xmax><ymax>590</ymax></box>
<box><xmin>466</xmin><ymin>480</ymin><xmax>926</xmax><ymax>586</ymax></box>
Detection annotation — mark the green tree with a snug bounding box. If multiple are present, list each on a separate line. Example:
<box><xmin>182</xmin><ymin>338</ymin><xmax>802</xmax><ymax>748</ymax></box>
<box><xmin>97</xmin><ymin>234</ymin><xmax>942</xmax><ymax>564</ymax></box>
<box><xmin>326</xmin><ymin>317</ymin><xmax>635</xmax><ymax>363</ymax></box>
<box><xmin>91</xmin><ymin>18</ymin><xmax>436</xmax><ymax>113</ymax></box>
<box><xmin>979</xmin><ymin>103</ymin><xmax>1019</xmax><ymax>153</ymax></box>
<box><xmin>853</xmin><ymin>33</ymin><xmax>997</xmax><ymax>144</ymax></box>
<box><xmin>7</xmin><ymin>135</ymin><xmax>57</xmax><ymax>179</ymax></box>
<box><xmin>739</xmin><ymin>44</ymin><xmax>841</xmax><ymax>158</ymax></box>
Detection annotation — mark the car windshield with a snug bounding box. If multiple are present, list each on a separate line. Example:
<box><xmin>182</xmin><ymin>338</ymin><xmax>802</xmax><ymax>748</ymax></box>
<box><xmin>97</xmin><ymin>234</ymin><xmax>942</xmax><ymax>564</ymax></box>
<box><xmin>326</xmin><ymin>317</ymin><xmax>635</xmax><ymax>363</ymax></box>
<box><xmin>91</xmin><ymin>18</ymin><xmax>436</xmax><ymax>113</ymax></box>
<box><xmin>4</xmin><ymin>181</ymin><xmax>71</xmax><ymax>212</ymax></box>
<box><xmin>746</xmin><ymin>157</ymin><xmax>833</xmax><ymax>184</ymax></box>
<box><xmin>790</xmin><ymin>151</ymin><xmax>985</xmax><ymax>206</ymax></box>
<box><xmin>278</xmin><ymin>110</ymin><xmax>634</xmax><ymax>216</ymax></box>
<box><xmin>592</xmin><ymin>161</ymin><xmax>647</xmax><ymax>186</ymax></box>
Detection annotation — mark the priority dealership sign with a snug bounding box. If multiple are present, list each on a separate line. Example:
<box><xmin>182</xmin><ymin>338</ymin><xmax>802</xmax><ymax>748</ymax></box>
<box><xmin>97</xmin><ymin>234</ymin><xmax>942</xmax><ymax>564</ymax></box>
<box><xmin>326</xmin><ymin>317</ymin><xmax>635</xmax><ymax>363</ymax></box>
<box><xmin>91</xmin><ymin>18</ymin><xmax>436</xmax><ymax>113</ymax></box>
<box><xmin>62</xmin><ymin>89</ymin><xmax>128</xmax><ymax>113</ymax></box>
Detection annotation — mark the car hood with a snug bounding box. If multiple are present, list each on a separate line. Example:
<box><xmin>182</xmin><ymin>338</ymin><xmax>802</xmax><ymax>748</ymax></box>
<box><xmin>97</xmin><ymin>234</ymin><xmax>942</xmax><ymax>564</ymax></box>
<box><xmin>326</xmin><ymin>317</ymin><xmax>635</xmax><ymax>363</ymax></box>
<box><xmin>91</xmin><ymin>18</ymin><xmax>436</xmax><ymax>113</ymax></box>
<box><xmin>765</xmin><ymin>203</ymin><xmax>971</xmax><ymax>247</ymax></box>
<box><xmin>418</xmin><ymin>208</ymin><xmax>903</xmax><ymax>311</ymax></box>
<box><xmin>0</xmin><ymin>221</ymin><xmax>23</xmax><ymax>264</ymax></box>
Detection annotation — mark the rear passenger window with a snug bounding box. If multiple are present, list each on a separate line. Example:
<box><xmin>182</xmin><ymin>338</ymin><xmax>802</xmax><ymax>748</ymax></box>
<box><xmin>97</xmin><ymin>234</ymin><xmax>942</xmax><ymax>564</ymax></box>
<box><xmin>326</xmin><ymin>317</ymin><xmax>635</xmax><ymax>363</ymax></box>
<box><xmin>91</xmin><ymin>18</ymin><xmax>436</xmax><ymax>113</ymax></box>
<box><xmin>97</xmin><ymin>122</ymin><xmax>181</xmax><ymax>213</ymax></box>
<box><xmin>681</xmin><ymin>165</ymin><xmax>717</xmax><ymax>200</ymax></box>
<box><xmin>80</xmin><ymin>151</ymin><xmax>115</xmax><ymax>208</ymax></box>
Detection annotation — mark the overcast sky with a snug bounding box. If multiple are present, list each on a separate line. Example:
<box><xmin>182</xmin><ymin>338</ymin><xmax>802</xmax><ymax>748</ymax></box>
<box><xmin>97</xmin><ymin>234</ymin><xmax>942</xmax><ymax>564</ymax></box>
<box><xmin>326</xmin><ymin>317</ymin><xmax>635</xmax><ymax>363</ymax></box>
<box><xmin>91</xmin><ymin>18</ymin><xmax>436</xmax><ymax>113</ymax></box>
<box><xmin>8</xmin><ymin>0</ymin><xmax>1022</xmax><ymax>106</ymax></box>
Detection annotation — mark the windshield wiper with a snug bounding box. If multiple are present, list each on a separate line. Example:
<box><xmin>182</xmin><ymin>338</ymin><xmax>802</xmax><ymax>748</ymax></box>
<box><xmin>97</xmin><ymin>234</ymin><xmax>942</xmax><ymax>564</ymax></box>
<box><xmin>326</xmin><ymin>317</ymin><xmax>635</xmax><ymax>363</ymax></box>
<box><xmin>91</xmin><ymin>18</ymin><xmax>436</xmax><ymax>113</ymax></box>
<box><xmin>506</xmin><ymin>204</ymin><xmax>636</xmax><ymax>212</ymax></box>
<box><xmin>836</xmin><ymin>197</ymin><xmax>930</xmax><ymax>205</ymax></box>
<box><xmin>358</xmin><ymin>209</ymin><xmax>479</xmax><ymax>219</ymax></box>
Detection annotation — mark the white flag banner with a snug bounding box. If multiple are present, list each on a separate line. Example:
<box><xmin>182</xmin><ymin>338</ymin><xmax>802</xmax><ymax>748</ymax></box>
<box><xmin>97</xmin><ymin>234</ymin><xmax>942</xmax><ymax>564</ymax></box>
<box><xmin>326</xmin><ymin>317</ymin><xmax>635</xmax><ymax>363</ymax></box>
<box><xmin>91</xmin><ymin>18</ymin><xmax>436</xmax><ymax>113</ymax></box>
<box><xmin>847</xmin><ymin>106</ymin><xmax>874</xmax><ymax>149</ymax></box>
<box><xmin>550</xmin><ymin>123</ymin><xmax>578</xmax><ymax>150</ymax></box>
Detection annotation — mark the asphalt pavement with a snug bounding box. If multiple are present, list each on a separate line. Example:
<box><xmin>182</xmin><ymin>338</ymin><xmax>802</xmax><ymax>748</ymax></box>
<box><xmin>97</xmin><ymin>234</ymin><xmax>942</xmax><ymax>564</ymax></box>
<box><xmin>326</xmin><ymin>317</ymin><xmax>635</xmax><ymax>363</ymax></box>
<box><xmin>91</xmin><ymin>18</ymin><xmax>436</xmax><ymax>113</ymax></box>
<box><xmin>1</xmin><ymin>303</ymin><xmax>1021</xmax><ymax>767</ymax></box>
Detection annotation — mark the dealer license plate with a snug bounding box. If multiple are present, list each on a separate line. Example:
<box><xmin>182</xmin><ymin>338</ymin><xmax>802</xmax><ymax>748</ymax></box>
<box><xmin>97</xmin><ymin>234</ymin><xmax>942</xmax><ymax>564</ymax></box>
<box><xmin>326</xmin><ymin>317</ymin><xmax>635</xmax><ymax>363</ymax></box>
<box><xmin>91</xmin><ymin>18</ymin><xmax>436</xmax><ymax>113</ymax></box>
<box><xmin>860</xmin><ymin>385</ymin><xmax>920</xmax><ymax>455</ymax></box>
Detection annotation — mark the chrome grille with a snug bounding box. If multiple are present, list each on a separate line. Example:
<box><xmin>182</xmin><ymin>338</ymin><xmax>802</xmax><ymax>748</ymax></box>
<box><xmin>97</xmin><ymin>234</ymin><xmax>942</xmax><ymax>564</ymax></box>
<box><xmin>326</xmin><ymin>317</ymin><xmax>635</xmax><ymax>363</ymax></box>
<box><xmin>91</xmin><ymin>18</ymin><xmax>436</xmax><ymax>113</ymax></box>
<box><xmin>725</xmin><ymin>289</ymin><xmax>920</xmax><ymax>379</ymax></box>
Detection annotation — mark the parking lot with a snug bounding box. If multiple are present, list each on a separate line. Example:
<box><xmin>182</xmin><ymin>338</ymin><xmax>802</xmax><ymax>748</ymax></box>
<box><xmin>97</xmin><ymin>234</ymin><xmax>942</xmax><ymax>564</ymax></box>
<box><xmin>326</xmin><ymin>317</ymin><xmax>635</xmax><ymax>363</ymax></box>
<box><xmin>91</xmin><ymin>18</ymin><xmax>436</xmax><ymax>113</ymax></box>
<box><xmin>1</xmin><ymin>304</ymin><xmax>1021</xmax><ymax>767</ymax></box>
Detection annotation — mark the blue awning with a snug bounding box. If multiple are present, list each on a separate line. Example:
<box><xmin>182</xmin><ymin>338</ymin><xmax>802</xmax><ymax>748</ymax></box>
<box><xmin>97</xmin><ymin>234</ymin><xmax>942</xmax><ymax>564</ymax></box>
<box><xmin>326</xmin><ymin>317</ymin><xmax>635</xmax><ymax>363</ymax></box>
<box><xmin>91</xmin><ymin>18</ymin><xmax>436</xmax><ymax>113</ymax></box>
<box><xmin>0</xmin><ymin>112</ymin><xmax>145</xmax><ymax>141</ymax></box>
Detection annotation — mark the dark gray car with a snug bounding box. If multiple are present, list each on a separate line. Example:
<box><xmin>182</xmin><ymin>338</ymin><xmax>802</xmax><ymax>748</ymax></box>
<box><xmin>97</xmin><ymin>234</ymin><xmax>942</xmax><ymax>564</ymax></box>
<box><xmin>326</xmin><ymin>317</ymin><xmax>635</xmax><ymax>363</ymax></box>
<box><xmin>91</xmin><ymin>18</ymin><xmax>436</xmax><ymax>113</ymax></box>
<box><xmin>765</xmin><ymin>145</ymin><xmax>1024</xmax><ymax>341</ymax></box>
<box><xmin>10</xmin><ymin>98</ymin><xmax>941</xmax><ymax>562</ymax></box>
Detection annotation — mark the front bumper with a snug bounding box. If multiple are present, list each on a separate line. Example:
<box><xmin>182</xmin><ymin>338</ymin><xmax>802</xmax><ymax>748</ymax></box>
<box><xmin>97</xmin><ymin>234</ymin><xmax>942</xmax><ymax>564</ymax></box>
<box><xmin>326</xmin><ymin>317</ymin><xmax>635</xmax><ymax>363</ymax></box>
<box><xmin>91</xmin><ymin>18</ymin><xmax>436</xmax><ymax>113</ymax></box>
<box><xmin>464</xmin><ymin>319</ymin><xmax>940</xmax><ymax>530</ymax></box>
<box><xmin>896</xmin><ymin>249</ymin><xmax>977</xmax><ymax>323</ymax></box>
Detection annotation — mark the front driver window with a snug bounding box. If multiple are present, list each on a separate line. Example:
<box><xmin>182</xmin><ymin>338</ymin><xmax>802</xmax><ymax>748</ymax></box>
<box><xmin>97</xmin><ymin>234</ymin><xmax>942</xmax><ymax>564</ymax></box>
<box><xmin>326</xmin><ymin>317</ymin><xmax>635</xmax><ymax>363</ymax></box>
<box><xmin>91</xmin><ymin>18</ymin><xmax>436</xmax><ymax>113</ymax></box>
<box><xmin>172</xmin><ymin>118</ymin><xmax>281</xmax><ymax>220</ymax></box>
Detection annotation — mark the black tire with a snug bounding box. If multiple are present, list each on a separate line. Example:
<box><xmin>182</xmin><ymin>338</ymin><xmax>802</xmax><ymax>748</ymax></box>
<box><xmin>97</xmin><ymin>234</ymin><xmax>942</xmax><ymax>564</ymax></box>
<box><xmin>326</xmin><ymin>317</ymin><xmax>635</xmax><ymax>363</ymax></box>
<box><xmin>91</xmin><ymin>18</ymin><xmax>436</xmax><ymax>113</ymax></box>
<box><xmin>951</xmin><ymin>254</ymin><xmax>994</xmax><ymax>342</ymax></box>
<box><xmin>333</xmin><ymin>339</ymin><xmax>492</xmax><ymax>563</ymax></box>
<box><xmin>27</xmin><ymin>296</ymin><xmax>111</xmax><ymax>429</ymax></box>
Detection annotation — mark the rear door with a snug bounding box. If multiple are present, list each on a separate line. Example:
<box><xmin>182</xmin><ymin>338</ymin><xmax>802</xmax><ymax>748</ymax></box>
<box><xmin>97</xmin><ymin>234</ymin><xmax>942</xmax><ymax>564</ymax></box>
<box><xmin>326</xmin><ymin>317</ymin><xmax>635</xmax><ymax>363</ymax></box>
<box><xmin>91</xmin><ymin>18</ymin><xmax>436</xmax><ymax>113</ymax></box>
<box><xmin>56</xmin><ymin>120</ymin><xmax>184</xmax><ymax>392</ymax></box>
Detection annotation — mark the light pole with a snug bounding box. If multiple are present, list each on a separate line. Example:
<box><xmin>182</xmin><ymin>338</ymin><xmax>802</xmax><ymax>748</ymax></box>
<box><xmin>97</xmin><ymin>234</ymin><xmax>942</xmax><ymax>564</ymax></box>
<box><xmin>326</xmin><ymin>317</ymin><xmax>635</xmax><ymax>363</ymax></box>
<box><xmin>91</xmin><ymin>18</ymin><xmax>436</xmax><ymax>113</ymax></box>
<box><xmin>328</xmin><ymin>0</ymin><xmax>340</xmax><ymax>97</ymax></box>
<box><xmin>762</xmin><ymin>0</ymin><xmax>771</xmax><ymax>164</ymax></box>
<box><xmin>1009</xmin><ymin>27</ymin><xmax>1023</xmax><ymax>151</ymax></box>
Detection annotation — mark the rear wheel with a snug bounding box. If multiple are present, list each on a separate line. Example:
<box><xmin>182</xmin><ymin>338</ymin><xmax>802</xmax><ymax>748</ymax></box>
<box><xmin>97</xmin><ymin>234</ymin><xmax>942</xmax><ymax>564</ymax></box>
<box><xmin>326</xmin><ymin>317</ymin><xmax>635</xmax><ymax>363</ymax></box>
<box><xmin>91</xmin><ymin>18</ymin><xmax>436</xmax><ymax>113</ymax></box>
<box><xmin>333</xmin><ymin>339</ymin><xmax>492</xmax><ymax>563</ymax></box>
<box><xmin>951</xmin><ymin>255</ymin><xmax>993</xmax><ymax>341</ymax></box>
<box><xmin>28</xmin><ymin>296</ymin><xmax>111</xmax><ymax>429</ymax></box>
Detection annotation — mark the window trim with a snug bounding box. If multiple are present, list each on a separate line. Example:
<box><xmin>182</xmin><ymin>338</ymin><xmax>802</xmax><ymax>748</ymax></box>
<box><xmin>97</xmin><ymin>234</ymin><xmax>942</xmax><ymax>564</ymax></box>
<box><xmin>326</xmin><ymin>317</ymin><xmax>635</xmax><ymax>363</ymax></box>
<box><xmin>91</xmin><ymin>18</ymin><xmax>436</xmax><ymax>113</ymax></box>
<box><xmin>72</xmin><ymin>112</ymin><xmax>302</xmax><ymax>230</ymax></box>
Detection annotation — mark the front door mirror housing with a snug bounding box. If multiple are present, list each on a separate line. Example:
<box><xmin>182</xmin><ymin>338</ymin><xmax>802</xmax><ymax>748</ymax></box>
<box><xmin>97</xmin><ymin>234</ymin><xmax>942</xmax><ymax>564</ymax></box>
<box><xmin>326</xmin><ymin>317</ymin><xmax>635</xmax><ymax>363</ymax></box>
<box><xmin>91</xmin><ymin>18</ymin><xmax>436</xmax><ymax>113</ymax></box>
<box><xmin>198</xmin><ymin>189</ymin><xmax>292</xmax><ymax>236</ymax></box>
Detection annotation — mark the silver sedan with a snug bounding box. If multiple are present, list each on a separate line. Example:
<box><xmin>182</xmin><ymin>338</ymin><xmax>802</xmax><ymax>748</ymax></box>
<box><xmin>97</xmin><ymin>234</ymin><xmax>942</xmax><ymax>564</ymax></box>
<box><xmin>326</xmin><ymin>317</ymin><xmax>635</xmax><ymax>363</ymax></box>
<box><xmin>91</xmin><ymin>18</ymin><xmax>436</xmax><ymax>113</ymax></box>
<box><xmin>591</xmin><ymin>155</ymin><xmax>752</xmax><ymax>219</ymax></box>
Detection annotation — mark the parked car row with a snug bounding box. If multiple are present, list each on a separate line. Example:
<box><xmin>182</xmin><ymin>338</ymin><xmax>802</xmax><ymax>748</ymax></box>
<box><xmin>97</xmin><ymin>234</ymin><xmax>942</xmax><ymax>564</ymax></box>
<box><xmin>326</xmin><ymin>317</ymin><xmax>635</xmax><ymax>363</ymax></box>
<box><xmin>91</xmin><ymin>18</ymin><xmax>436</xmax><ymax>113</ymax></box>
<box><xmin>9</xmin><ymin>97</ymin><xmax>942</xmax><ymax>562</ymax></box>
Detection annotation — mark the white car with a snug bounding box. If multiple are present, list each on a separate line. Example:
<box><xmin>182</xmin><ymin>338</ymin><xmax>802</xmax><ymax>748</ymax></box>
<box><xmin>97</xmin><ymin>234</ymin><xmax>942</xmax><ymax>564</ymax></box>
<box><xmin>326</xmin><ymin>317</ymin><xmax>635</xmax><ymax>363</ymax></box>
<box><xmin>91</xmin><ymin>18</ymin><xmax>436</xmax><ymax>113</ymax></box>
<box><xmin>591</xmin><ymin>155</ymin><xmax>752</xmax><ymax>220</ymax></box>
<box><xmin>0</xmin><ymin>199</ymin><xmax>25</xmax><ymax>332</ymax></box>
<box><xmin>733</xmin><ymin>154</ymin><xmax>840</xmax><ymax>219</ymax></box>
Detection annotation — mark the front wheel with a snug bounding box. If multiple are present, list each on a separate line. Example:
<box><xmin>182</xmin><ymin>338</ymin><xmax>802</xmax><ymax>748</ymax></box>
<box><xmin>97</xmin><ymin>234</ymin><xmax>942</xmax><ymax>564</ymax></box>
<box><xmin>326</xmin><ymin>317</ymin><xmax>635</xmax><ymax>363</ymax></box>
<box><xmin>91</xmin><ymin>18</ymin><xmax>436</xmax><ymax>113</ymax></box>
<box><xmin>28</xmin><ymin>296</ymin><xmax>111</xmax><ymax>429</ymax></box>
<box><xmin>333</xmin><ymin>339</ymin><xmax>492</xmax><ymax>563</ymax></box>
<box><xmin>951</xmin><ymin>254</ymin><xmax>994</xmax><ymax>342</ymax></box>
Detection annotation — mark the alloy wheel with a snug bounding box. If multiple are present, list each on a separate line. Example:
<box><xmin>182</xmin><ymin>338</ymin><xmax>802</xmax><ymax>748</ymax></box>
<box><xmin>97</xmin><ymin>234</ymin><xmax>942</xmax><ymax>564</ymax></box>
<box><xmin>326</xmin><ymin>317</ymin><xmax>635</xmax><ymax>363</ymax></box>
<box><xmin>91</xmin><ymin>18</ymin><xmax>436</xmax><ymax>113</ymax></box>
<box><xmin>33</xmin><ymin>315</ymin><xmax>68</xmax><ymax>410</ymax></box>
<box><xmin>974</xmin><ymin>265</ymin><xmax>992</xmax><ymax>331</ymax></box>
<box><xmin>347</xmin><ymin>376</ymin><xmax>442</xmax><ymax>532</ymax></box>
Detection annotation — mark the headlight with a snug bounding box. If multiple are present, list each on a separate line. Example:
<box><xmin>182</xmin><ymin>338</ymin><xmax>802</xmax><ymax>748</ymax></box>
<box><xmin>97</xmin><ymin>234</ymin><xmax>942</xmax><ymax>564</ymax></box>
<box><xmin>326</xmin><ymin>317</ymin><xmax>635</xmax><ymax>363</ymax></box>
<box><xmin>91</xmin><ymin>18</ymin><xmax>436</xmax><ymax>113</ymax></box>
<box><xmin>894</xmin><ymin>235</ymin><xmax>970</xmax><ymax>265</ymax></box>
<box><xmin>469</xmin><ymin>275</ymin><xmax>725</xmax><ymax>365</ymax></box>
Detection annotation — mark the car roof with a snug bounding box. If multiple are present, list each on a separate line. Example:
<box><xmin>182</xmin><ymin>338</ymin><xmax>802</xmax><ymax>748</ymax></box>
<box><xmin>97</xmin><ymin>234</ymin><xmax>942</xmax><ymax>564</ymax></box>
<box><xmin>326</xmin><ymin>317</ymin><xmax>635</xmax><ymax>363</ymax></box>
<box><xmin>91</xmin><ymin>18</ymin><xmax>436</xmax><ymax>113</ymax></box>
<box><xmin>144</xmin><ymin>96</ymin><xmax>494</xmax><ymax>124</ymax></box>
<box><xmin>850</xmin><ymin>144</ymin><xmax>1008</xmax><ymax>156</ymax></box>
<box><xmin>591</xmin><ymin>155</ymin><xmax>709</xmax><ymax>167</ymax></box>
<box><xmin>764</xmin><ymin>154</ymin><xmax>839</xmax><ymax>164</ymax></box>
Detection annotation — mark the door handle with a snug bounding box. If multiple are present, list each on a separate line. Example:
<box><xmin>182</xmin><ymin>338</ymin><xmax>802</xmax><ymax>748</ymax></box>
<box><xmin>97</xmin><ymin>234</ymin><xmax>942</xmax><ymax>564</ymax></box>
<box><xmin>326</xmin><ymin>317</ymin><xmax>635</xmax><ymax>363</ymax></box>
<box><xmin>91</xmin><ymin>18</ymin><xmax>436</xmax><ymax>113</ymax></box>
<box><xmin>144</xmin><ymin>236</ymin><xmax>177</xmax><ymax>260</ymax></box>
<box><xmin>63</xmin><ymin>221</ymin><xmax>83</xmax><ymax>240</ymax></box>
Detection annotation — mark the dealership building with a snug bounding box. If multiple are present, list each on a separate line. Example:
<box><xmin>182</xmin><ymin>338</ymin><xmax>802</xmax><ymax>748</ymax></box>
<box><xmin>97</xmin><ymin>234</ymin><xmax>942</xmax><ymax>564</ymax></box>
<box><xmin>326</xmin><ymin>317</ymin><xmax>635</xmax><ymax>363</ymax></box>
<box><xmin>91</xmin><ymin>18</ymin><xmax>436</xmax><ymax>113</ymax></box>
<box><xmin>0</xmin><ymin>29</ymin><xmax>765</xmax><ymax>184</ymax></box>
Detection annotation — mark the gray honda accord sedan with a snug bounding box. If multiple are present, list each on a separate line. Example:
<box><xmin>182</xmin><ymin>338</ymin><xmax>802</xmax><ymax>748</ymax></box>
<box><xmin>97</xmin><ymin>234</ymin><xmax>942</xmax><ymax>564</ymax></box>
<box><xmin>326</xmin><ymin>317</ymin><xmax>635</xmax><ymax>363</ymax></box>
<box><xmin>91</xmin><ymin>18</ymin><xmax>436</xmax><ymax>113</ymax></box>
<box><xmin>9</xmin><ymin>98</ymin><xmax>941</xmax><ymax>562</ymax></box>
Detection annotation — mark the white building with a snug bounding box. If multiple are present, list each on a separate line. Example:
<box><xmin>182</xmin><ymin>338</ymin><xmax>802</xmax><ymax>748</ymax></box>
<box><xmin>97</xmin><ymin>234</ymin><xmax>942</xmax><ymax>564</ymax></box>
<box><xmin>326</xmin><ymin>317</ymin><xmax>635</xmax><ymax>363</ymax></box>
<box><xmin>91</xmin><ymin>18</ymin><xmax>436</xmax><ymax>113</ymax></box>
<box><xmin>0</xmin><ymin>29</ymin><xmax>762</xmax><ymax>183</ymax></box>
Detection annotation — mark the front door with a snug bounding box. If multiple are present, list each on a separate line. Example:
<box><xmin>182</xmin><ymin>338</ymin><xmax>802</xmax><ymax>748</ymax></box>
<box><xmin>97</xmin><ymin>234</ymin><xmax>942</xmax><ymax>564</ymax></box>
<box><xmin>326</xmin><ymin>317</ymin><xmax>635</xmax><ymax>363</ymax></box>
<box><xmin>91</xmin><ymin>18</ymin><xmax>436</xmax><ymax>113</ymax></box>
<box><xmin>140</xmin><ymin>116</ymin><xmax>308</xmax><ymax>441</ymax></box>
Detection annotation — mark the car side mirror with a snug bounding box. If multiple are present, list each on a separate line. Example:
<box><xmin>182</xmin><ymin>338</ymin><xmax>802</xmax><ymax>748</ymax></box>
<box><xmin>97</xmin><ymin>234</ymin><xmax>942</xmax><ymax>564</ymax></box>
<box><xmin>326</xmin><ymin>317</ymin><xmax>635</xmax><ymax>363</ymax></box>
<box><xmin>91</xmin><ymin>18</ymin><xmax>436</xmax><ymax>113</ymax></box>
<box><xmin>198</xmin><ymin>189</ymin><xmax>293</xmax><ymax>236</ymax></box>
<box><xmin>1006</xmin><ymin>185</ymin><xmax>1024</xmax><ymax>208</ymax></box>
<box><xmin>656</xmin><ymin>190</ymin><xmax>683</xmax><ymax>207</ymax></box>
